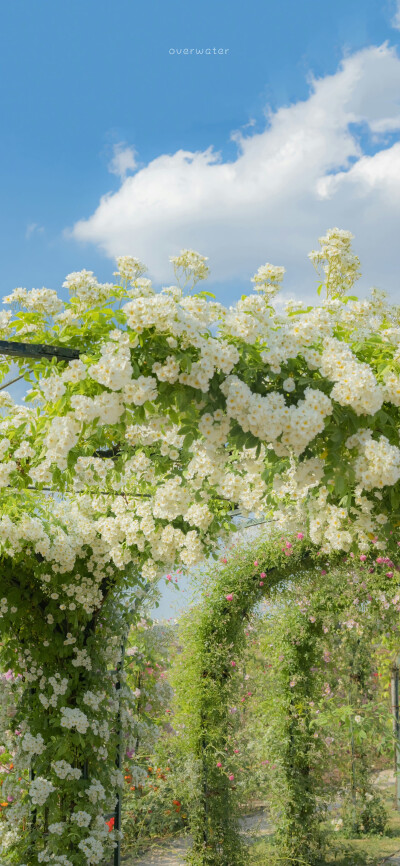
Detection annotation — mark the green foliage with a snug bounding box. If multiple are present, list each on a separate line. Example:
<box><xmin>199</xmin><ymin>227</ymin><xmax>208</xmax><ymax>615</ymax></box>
<box><xmin>172</xmin><ymin>531</ymin><xmax>319</xmax><ymax>865</ymax></box>
<box><xmin>172</xmin><ymin>528</ymin><xmax>400</xmax><ymax>866</ymax></box>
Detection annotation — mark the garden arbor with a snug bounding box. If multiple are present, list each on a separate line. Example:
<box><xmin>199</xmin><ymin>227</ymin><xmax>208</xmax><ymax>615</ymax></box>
<box><xmin>174</xmin><ymin>530</ymin><xmax>400</xmax><ymax>866</ymax></box>
<box><xmin>1</xmin><ymin>231</ymin><xmax>400</xmax><ymax>864</ymax></box>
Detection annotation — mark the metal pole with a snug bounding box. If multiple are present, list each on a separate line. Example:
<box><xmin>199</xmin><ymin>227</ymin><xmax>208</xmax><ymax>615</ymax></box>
<box><xmin>0</xmin><ymin>339</ymin><xmax>80</xmax><ymax>360</ymax></box>
<box><xmin>114</xmin><ymin>635</ymin><xmax>128</xmax><ymax>866</ymax></box>
<box><xmin>391</xmin><ymin>655</ymin><xmax>400</xmax><ymax>810</ymax></box>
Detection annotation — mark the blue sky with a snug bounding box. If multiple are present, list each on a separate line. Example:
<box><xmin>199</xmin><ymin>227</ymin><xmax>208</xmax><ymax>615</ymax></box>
<box><xmin>2</xmin><ymin>0</ymin><xmax>400</xmax><ymax>617</ymax></box>
<box><xmin>1</xmin><ymin>0</ymin><xmax>400</xmax><ymax>311</ymax></box>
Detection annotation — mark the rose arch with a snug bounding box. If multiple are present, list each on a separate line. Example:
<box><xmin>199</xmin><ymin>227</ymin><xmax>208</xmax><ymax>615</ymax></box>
<box><xmin>0</xmin><ymin>231</ymin><xmax>399</xmax><ymax>864</ymax></box>
<box><xmin>174</xmin><ymin>530</ymin><xmax>400</xmax><ymax>866</ymax></box>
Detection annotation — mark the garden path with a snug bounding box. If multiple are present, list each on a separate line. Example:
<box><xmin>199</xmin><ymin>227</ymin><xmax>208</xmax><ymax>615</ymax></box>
<box><xmin>120</xmin><ymin>810</ymin><xmax>270</xmax><ymax>865</ymax></box>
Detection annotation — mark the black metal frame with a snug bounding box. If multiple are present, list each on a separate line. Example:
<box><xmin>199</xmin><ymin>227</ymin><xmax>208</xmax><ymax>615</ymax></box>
<box><xmin>0</xmin><ymin>339</ymin><xmax>80</xmax><ymax>361</ymax></box>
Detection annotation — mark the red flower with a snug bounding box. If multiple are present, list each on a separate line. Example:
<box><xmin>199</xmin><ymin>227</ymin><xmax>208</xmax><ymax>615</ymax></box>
<box><xmin>106</xmin><ymin>817</ymin><xmax>115</xmax><ymax>832</ymax></box>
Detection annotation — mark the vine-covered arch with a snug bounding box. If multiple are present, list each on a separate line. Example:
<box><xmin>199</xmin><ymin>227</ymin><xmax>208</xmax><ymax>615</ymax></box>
<box><xmin>173</xmin><ymin>531</ymin><xmax>319</xmax><ymax>866</ymax></box>
<box><xmin>2</xmin><ymin>232</ymin><xmax>400</xmax><ymax>863</ymax></box>
<box><xmin>175</xmin><ymin>530</ymin><xmax>400</xmax><ymax>866</ymax></box>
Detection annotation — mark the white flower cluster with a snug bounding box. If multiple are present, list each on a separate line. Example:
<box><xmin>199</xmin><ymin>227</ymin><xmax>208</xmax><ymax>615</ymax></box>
<box><xmin>2</xmin><ymin>286</ymin><xmax>63</xmax><ymax>314</ymax></box>
<box><xmin>52</xmin><ymin>760</ymin><xmax>82</xmax><ymax>780</ymax></box>
<box><xmin>62</xmin><ymin>270</ymin><xmax>113</xmax><ymax>306</ymax></box>
<box><xmin>48</xmin><ymin>676</ymin><xmax>69</xmax><ymax>697</ymax></box>
<box><xmin>123</xmin><ymin>375</ymin><xmax>158</xmax><ymax>406</ymax></box>
<box><xmin>71</xmin><ymin>810</ymin><xmax>92</xmax><ymax>827</ymax></box>
<box><xmin>169</xmin><ymin>249</ymin><xmax>209</xmax><ymax>285</ymax></box>
<box><xmin>29</xmin><ymin>776</ymin><xmax>55</xmax><ymax>805</ymax></box>
<box><xmin>14</xmin><ymin>440</ymin><xmax>35</xmax><ymax>460</ymax></box>
<box><xmin>0</xmin><ymin>459</ymin><xmax>17</xmax><ymax>488</ymax></box>
<box><xmin>319</xmin><ymin>337</ymin><xmax>383</xmax><ymax>416</ymax></box>
<box><xmin>114</xmin><ymin>255</ymin><xmax>146</xmax><ymax>284</ymax></box>
<box><xmin>0</xmin><ymin>308</ymin><xmax>12</xmax><ymax>334</ymax></box>
<box><xmin>152</xmin><ymin>355</ymin><xmax>180</xmax><ymax>383</ymax></box>
<box><xmin>48</xmin><ymin>823</ymin><xmax>65</xmax><ymax>835</ymax></box>
<box><xmin>352</xmin><ymin>435</ymin><xmax>400</xmax><ymax>491</ymax></box>
<box><xmin>21</xmin><ymin>731</ymin><xmax>45</xmax><ymax>755</ymax></box>
<box><xmin>184</xmin><ymin>502</ymin><xmax>213</xmax><ymax>531</ymax></box>
<box><xmin>42</xmin><ymin>416</ymin><xmax>80</xmax><ymax>470</ymax></box>
<box><xmin>88</xmin><ymin>341</ymin><xmax>133</xmax><ymax>391</ymax></box>
<box><xmin>384</xmin><ymin>372</ymin><xmax>400</xmax><ymax>407</ymax></box>
<box><xmin>60</xmin><ymin>707</ymin><xmax>89</xmax><ymax>734</ymax></box>
<box><xmin>86</xmin><ymin>779</ymin><xmax>106</xmax><ymax>803</ymax></box>
<box><xmin>82</xmin><ymin>690</ymin><xmax>104</xmax><ymax>711</ymax></box>
<box><xmin>40</xmin><ymin>376</ymin><xmax>66</xmax><ymax>403</ymax></box>
<box><xmin>221</xmin><ymin>376</ymin><xmax>332</xmax><ymax>456</ymax></box>
<box><xmin>198</xmin><ymin>411</ymin><xmax>230</xmax><ymax>446</ymax></box>
<box><xmin>308</xmin><ymin>228</ymin><xmax>361</xmax><ymax>296</ymax></box>
<box><xmin>77</xmin><ymin>836</ymin><xmax>104</xmax><ymax>864</ymax></box>
<box><xmin>71</xmin><ymin>647</ymin><xmax>92</xmax><ymax>670</ymax></box>
<box><xmin>251</xmin><ymin>262</ymin><xmax>285</xmax><ymax>299</ymax></box>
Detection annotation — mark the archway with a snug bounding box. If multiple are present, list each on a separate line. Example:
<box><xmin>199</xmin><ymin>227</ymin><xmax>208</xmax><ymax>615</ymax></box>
<box><xmin>174</xmin><ymin>531</ymin><xmax>400</xmax><ymax>866</ymax></box>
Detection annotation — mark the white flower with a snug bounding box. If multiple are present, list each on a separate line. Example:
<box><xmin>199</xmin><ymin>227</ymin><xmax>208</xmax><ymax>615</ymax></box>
<box><xmin>282</xmin><ymin>378</ymin><xmax>295</xmax><ymax>392</ymax></box>
<box><xmin>86</xmin><ymin>779</ymin><xmax>106</xmax><ymax>804</ymax></box>
<box><xmin>71</xmin><ymin>810</ymin><xmax>92</xmax><ymax>827</ymax></box>
<box><xmin>60</xmin><ymin>707</ymin><xmax>89</xmax><ymax>733</ymax></box>
<box><xmin>354</xmin><ymin>435</ymin><xmax>400</xmax><ymax>491</ymax></box>
<box><xmin>29</xmin><ymin>776</ymin><xmax>55</xmax><ymax>805</ymax></box>
<box><xmin>251</xmin><ymin>263</ymin><xmax>285</xmax><ymax>299</ymax></box>
<box><xmin>52</xmin><ymin>760</ymin><xmax>82</xmax><ymax>780</ymax></box>
<box><xmin>48</xmin><ymin>823</ymin><xmax>65</xmax><ymax>835</ymax></box>
<box><xmin>169</xmin><ymin>249</ymin><xmax>209</xmax><ymax>286</ymax></box>
<box><xmin>21</xmin><ymin>732</ymin><xmax>45</xmax><ymax>755</ymax></box>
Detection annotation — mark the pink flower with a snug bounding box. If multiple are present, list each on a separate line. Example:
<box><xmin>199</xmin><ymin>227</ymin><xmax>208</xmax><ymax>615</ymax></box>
<box><xmin>260</xmin><ymin>572</ymin><xmax>266</xmax><ymax>578</ymax></box>
<box><xmin>229</xmin><ymin>774</ymin><xmax>235</xmax><ymax>781</ymax></box>
<box><xmin>225</xmin><ymin>593</ymin><xmax>233</xmax><ymax>601</ymax></box>
<box><xmin>360</xmin><ymin>554</ymin><xmax>367</xmax><ymax>561</ymax></box>
<box><xmin>221</xmin><ymin>557</ymin><xmax>227</xmax><ymax>564</ymax></box>
<box><xmin>230</xmin><ymin>661</ymin><xmax>236</xmax><ymax>667</ymax></box>
<box><xmin>166</xmin><ymin>574</ymin><xmax>172</xmax><ymax>582</ymax></box>
<box><xmin>254</xmin><ymin>560</ymin><xmax>259</xmax><ymax>567</ymax></box>
<box><xmin>386</xmin><ymin>572</ymin><xmax>394</xmax><ymax>577</ymax></box>
<box><xmin>297</xmin><ymin>532</ymin><xmax>304</xmax><ymax>540</ymax></box>
<box><xmin>234</xmin><ymin>749</ymin><xmax>239</xmax><ymax>753</ymax></box>
<box><xmin>216</xmin><ymin>762</ymin><xmax>222</xmax><ymax>767</ymax></box>
<box><xmin>321</xmin><ymin>570</ymin><xmax>327</xmax><ymax>575</ymax></box>
<box><xmin>259</xmin><ymin>581</ymin><xmax>264</xmax><ymax>586</ymax></box>
<box><xmin>285</xmin><ymin>541</ymin><xmax>292</xmax><ymax>549</ymax></box>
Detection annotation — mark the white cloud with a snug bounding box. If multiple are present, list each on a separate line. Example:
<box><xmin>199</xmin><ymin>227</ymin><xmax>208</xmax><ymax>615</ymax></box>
<box><xmin>108</xmin><ymin>143</ymin><xmax>137</xmax><ymax>180</ymax></box>
<box><xmin>71</xmin><ymin>44</ymin><xmax>400</xmax><ymax>300</ymax></box>
<box><xmin>392</xmin><ymin>0</ymin><xmax>400</xmax><ymax>30</ymax></box>
<box><xmin>26</xmin><ymin>222</ymin><xmax>44</xmax><ymax>239</ymax></box>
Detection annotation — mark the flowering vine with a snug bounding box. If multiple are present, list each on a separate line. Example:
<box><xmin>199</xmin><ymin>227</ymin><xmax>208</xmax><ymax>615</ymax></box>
<box><xmin>1</xmin><ymin>229</ymin><xmax>400</xmax><ymax>863</ymax></box>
